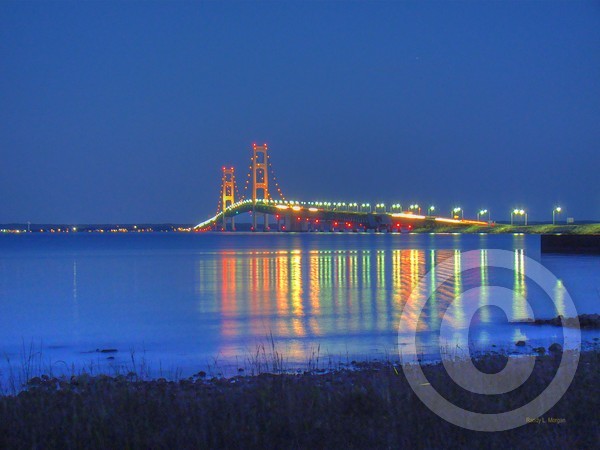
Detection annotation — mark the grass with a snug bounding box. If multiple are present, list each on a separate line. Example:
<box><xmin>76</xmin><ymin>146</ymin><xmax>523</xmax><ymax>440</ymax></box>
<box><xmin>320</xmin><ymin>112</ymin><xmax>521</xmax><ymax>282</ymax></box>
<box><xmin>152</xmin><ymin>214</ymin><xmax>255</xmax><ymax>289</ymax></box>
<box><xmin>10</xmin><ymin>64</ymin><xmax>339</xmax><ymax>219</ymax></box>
<box><xmin>0</xmin><ymin>347</ymin><xmax>598</xmax><ymax>449</ymax></box>
<box><xmin>414</xmin><ymin>223</ymin><xmax>600</xmax><ymax>235</ymax></box>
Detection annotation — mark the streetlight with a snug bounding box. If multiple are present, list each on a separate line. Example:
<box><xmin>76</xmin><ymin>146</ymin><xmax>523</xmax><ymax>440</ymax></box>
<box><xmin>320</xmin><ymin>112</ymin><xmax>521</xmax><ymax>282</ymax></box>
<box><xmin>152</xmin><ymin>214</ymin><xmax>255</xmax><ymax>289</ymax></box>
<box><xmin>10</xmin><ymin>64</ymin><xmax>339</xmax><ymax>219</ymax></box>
<box><xmin>391</xmin><ymin>203</ymin><xmax>402</xmax><ymax>212</ymax></box>
<box><xmin>553</xmin><ymin>206</ymin><xmax>562</xmax><ymax>225</ymax></box>
<box><xmin>452</xmin><ymin>207</ymin><xmax>463</xmax><ymax>220</ymax></box>
<box><xmin>428</xmin><ymin>205</ymin><xmax>435</xmax><ymax>216</ymax></box>
<box><xmin>511</xmin><ymin>209</ymin><xmax>527</xmax><ymax>226</ymax></box>
<box><xmin>409</xmin><ymin>204</ymin><xmax>421</xmax><ymax>215</ymax></box>
<box><xmin>477</xmin><ymin>209</ymin><xmax>490</xmax><ymax>222</ymax></box>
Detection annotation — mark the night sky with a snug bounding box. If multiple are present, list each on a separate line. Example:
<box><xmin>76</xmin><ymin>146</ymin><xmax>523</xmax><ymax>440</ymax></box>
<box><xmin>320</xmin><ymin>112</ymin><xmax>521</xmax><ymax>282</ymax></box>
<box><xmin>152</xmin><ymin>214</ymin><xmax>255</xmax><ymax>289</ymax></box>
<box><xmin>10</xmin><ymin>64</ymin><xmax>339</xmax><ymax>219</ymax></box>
<box><xmin>1</xmin><ymin>1</ymin><xmax>599</xmax><ymax>224</ymax></box>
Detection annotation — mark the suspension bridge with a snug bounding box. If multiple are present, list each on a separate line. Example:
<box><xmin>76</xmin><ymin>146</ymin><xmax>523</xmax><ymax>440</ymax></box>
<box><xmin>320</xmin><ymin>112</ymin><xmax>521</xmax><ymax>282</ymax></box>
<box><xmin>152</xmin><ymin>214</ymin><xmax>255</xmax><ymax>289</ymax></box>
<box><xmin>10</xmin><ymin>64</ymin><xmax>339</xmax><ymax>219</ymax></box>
<box><xmin>194</xmin><ymin>143</ymin><xmax>488</xmax><ymax>232</ymax></box>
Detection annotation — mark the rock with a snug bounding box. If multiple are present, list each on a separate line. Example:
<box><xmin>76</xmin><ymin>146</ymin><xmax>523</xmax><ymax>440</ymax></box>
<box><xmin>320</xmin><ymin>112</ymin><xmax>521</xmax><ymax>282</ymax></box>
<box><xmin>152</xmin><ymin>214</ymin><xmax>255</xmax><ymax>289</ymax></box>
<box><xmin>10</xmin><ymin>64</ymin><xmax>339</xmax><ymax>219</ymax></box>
<box><xmin>515</xmin><ymin>340</ymin><xmax>526</xmax><ymax>347</ymax></box>
<box><xmin>549</xmin><ymin>343</ymin><xmax>563</xmax><ymax>353</ymax></box>
<box><xmin>97</xmin><ymin>348</ymin><xmax>118</xmax><ymax>353</ymax></box>
<box><xmin>579</xmin><ymin>314</ymin><xmax>600</xmax><ymax>329</ymax></box>
<box><xmin>27</xmin><ymin>377</ymin><xmax>42</xmax><ymax>386</ymax></box>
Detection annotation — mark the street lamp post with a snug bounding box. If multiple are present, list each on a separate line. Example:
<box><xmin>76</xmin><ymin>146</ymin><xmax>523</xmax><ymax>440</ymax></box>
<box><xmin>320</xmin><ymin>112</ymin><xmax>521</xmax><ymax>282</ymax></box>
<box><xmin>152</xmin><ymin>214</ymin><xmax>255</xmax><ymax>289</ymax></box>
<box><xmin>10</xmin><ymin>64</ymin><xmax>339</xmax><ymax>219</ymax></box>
<box><xmin>409</xmin><ymin>204</ymin><xmax>421</xmax><ymax>215</ymax></box>
<box><xmin>477</xmin><ymin>209</ymin><xmax>490</xmax><ymax>222</ymax></box>
<box><xmin>511</xmin><ymin>209</ymin><xmax>527</xmax><ymax>226</ymax></box>
<box><xmin>553</xmin><ymin>206</ymin><xmax>562</xmax><ymax>225</ymax></box>
<box><xmin>428</xmin><ymin>205</ymin><xmax>435</xmax><ymax>216</ymax></box>
<box><xmin>452</xmin><ymin>207</ymin><xmax>463</xmax><ymax>220</ymax></box>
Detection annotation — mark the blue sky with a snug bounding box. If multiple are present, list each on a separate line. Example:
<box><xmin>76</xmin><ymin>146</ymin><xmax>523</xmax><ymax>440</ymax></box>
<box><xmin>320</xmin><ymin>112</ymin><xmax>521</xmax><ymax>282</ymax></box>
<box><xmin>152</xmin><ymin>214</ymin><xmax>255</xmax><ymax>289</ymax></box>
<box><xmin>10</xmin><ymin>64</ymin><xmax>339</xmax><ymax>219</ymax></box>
<box><xmin>1</xmin><ymin>1</ymin><xmax>599</xmax><ymax>223</ymax></box>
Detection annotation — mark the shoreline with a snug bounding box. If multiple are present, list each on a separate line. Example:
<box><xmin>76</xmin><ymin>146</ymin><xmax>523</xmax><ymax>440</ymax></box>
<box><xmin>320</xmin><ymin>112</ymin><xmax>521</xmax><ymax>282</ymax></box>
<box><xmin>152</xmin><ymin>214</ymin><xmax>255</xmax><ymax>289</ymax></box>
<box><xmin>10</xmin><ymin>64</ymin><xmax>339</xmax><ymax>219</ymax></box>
<box><xmin>2</xmin><ymin>328</ymin><xmax>599</xmax><ymax>391</ymax></box>
<box><xmin>514</xmin><ymin>313</ymin><xmax>600</xmax><ymax>329</ymax></box>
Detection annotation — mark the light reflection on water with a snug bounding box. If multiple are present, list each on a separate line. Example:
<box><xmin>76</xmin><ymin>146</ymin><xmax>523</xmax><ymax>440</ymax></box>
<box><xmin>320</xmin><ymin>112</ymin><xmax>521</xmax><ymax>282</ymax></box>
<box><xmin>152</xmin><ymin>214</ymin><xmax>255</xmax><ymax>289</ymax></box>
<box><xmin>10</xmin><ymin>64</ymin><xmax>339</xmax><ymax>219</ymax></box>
<box><xmin>195</xmin><ymin>242</ymin><xmax>594</xmax><ymax>362</ymax></box>
<box><xmin>0</xmin><ymin>233</ymin><xmax>598</xmax><ymax>376</ymax></box>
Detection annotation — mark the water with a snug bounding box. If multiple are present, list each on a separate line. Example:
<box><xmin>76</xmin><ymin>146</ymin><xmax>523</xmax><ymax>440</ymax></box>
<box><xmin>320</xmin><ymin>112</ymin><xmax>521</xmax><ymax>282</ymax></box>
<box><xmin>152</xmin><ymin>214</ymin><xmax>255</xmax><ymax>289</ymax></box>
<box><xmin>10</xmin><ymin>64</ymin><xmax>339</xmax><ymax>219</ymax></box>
<box><xmin>0</xmin><ymin>233</ymin><xmax>598</xmax><ymax>380</ymax></box>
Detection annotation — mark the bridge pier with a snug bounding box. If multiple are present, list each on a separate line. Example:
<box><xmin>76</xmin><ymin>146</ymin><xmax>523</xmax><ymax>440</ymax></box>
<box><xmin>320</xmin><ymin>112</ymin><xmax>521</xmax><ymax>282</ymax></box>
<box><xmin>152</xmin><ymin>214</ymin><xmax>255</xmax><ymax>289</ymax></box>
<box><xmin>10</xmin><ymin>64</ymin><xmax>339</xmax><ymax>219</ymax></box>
<box><xmin>251</xmin><ymin>211</ymin><xmax>270</xmax><ymax>232</ymax></box>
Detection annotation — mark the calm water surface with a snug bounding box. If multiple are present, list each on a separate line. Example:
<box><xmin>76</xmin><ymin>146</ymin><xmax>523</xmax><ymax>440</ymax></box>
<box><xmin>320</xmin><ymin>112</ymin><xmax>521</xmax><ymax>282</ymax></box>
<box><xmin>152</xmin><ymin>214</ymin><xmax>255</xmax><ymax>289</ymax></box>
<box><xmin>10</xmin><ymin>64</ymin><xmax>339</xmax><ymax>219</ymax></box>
<box><xmin>0</xmin><ymin>233</ymin><xmax>598</xmax><ymax>379</ymax></box>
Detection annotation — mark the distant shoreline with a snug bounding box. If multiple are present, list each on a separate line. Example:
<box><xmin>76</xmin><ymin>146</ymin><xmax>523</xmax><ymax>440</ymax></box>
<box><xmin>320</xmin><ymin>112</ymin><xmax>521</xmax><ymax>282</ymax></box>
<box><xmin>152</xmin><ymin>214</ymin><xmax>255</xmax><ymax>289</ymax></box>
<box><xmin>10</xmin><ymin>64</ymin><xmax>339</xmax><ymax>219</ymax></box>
<box><xmin>1</xmin><ymin>223</ymin><xmax>599</xmax><ymax>234</ymax></box>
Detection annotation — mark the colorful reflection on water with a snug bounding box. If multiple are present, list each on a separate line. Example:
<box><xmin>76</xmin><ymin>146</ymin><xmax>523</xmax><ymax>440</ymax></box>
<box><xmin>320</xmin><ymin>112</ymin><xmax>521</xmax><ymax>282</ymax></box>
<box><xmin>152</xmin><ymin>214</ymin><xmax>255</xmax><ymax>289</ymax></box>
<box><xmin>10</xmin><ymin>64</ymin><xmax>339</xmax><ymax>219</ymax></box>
<box><xmin>195</xmin><ymin>244</ymin><xmax>584</xmax><ymax>362</ymax></box>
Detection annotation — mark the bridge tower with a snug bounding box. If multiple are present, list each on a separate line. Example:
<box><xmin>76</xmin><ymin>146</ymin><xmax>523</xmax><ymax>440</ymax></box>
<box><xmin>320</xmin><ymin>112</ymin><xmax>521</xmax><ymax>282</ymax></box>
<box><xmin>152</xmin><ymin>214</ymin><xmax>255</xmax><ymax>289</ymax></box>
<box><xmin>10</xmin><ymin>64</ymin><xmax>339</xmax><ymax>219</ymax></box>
<box><xmin>221</xmin><ymin>166</ymin><xmax>236</xmax><ymax>231</ymax></box>
<box><xmin>251</xmin><ymin>143</ymin><xmax>269</xmax><ymax>231</ymax></box>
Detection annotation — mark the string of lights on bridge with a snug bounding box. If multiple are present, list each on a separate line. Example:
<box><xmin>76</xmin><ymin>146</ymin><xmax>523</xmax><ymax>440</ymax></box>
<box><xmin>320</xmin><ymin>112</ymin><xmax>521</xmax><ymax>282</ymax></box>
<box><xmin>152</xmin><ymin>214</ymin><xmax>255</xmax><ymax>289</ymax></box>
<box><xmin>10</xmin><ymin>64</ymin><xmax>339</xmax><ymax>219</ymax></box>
<box><xmin>194</xmin><ymin>197</ymin><xmax>502</xmax><ymax>230</ymax></box>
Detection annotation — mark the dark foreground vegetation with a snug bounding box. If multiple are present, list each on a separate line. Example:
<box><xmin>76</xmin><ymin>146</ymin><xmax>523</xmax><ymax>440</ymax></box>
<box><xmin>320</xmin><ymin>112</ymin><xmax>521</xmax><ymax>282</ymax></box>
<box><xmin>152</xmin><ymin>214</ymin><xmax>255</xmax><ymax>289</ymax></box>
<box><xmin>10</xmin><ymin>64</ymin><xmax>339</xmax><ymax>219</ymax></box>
<box><xmin>1</xmin><ymin>350</ymin><xmax>598</xmax><ymax>449</ymax></box>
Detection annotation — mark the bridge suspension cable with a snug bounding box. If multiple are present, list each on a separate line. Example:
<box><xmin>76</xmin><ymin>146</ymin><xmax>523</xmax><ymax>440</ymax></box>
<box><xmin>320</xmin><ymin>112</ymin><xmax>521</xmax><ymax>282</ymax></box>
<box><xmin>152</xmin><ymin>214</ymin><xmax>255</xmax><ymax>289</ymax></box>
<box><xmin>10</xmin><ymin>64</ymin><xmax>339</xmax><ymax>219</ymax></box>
<box><xmin>240</xmin><ymin>156</ymin><xmax>253</xmax><ymax>201</ymax></box>
<box><xmin>215</xmin><ymin>173</ymin><xmax>224</xmax><ymax>218</ymax></box>
<box><xmin>267</xmin><ymin>153</ymin><xmax>286</xmax><ymax>202</ymax></box>
<box><xmin>234</xmin><ymin>175</ymin><xmax>242</xmax><ymax>204</ymax></box>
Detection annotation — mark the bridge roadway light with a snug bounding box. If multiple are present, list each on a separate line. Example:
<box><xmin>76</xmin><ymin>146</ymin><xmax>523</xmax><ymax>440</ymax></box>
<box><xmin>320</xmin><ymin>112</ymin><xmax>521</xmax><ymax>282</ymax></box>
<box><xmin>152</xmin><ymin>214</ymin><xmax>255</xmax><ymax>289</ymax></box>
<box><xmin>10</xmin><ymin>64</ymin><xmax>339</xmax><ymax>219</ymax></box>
<box><xmin>452</xmin><ymin>207</ymin><xmax>463</xmax><ymax>220</ymax></box>
<box><xmin>553</xmin><ymin>206</ymin><xmax>562</xmax><ymax>225</ymax></box>
<box><xmin>511</xmin><ymin>208</ymin><xmax>527</xmax><ymax>226</ymax></box>
<box><xmin>409</xmin><ymin>204</ymin><xmax>421</xmax><ymax>215</ymax></box>
<box><xmin>428</xmin><ymin>205</ymin><xmax>435</xmax><ymax>216</ymax></box>
<box><xmin>477</xmin><ymin>209</ymin><xmax>489</xmax><ymax>222</ymax></box>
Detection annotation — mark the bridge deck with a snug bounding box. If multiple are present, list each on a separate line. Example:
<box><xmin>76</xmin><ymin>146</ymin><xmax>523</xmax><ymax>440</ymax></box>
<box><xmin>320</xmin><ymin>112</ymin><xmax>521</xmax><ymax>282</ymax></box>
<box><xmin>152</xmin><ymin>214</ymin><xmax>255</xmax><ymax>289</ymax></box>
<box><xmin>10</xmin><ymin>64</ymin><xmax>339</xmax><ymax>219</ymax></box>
<box><xmin>194</xmin><ymin>200</ymin><xmax>488</xmax><ymax>231</ymax></box>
